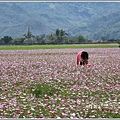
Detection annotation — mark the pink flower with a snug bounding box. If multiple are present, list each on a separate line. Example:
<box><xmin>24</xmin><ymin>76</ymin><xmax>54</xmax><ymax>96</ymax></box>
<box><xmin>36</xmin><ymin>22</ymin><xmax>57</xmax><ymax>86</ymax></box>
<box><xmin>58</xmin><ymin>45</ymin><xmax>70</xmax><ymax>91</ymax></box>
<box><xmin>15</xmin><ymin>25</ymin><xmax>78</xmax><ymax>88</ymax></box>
<box><xmin>73</xmin><ymin>84</ymin><xmax>78</xmax><ymax>89</ymax></box>
<box><xmin>2</xmin><ymin>116</ymin><xmax>6</xmax><ymax>118</ymax></box>
<box><xmin>86</xmin><ymin>63</ymin><xmax>91</xmax><ymax>67</ymax></box>
<box><xmin>0</xmin><ymin>104</ymin><xmax>3</xmax><ymax>109</ymax></box>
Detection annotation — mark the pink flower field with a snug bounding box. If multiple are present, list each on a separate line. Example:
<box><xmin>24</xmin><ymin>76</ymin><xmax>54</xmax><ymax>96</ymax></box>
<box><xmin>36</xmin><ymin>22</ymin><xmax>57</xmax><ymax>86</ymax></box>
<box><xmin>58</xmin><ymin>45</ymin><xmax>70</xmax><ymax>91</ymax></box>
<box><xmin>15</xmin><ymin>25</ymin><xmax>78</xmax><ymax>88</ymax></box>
<box><xmin>0</xmin><ymin>48</ymin><xmax>120</xmax><ymax>118</ymax></box>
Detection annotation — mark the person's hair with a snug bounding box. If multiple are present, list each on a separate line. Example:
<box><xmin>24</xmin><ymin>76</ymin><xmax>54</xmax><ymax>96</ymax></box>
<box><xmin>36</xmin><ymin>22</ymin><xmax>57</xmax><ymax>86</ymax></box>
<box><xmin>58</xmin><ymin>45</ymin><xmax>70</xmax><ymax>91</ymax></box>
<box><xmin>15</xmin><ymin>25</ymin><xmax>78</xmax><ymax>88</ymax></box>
<box><xmin>81</xmin><ymin>51</ymin><xmax>88</xmax><ymax>60</ymax></box>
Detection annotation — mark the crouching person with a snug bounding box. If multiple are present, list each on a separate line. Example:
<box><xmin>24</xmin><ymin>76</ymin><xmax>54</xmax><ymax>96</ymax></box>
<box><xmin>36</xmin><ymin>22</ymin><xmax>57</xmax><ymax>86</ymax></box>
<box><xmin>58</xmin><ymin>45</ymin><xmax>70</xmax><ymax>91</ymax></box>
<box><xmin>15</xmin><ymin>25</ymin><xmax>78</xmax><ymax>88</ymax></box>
<box><xmin>76</xmin><ymin>50</ymin><xmax>90</xmax><ymax>66</ymax></box>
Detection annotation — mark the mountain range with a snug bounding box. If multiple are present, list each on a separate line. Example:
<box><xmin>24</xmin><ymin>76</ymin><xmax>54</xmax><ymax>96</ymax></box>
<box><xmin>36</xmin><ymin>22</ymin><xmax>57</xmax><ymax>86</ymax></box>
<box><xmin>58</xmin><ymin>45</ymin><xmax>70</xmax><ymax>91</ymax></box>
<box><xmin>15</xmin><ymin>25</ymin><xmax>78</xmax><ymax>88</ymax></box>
<box><xmin>0</xmin><ymin>1</ymin><xmax>120</xmax><ymax>40</ymax></box>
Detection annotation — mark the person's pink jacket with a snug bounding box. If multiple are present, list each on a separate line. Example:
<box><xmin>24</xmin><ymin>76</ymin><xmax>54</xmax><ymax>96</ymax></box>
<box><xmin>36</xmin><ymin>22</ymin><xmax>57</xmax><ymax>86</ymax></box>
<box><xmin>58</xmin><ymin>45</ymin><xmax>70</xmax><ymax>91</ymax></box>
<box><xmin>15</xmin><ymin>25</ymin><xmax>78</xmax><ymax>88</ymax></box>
<box><xmin>76</xmin><ymin>50</ymin><xmax>90</xmax><ymax>66</ymax></box>
<box><xmin>76</xmin><ymin>51</ymin><xmax>83</xmax><ymax>66</ymax></box>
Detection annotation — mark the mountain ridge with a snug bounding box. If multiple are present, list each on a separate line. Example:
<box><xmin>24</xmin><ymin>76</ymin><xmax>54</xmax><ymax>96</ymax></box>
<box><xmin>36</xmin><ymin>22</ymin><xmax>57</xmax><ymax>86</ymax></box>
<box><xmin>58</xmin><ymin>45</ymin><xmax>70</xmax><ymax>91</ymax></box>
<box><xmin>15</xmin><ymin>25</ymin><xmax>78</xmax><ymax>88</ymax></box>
<box><xmin>0</xmin><ymin>2</ymin><xmax>120</xmax><ymax>40</ymax></box>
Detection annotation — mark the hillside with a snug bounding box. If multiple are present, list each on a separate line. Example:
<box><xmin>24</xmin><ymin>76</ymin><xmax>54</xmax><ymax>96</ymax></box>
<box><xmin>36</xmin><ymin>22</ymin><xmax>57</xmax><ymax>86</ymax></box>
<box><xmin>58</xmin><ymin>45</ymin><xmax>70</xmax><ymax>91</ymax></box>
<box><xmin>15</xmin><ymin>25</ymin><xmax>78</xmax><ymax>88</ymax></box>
<box><xmin>72</xmin><ymin>11</ymin><xmax>120</xmax><ymax>40</ymax></box>
<box><xmin>0</xmin><ymin>2</ymin><xmax>120</xmax><ymax>40</ymax></box>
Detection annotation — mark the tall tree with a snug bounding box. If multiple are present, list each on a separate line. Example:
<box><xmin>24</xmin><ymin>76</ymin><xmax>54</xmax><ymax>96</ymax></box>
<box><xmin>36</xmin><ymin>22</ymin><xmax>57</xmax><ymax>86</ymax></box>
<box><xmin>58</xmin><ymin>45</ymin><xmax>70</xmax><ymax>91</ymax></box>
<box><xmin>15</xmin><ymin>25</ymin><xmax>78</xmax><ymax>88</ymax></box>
<box><xmin>55</xmin><ymin>29</ymin><xmax>67</xmax><ymax>44</ymax></box>
<box><xmin>55</xmin><ymin>29</ymin><xmax>60</xmax><ymax>44</ymax></box>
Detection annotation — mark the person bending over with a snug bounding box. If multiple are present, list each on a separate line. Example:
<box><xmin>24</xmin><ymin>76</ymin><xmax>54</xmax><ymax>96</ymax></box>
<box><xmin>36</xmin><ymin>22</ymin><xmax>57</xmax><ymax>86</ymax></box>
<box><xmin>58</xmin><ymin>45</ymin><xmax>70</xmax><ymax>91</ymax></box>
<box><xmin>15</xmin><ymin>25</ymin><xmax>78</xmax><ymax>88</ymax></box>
<box><xmin>76</xmin><ymin>50</ymin><xmax>90</xmax><ymax>66</ymax></box>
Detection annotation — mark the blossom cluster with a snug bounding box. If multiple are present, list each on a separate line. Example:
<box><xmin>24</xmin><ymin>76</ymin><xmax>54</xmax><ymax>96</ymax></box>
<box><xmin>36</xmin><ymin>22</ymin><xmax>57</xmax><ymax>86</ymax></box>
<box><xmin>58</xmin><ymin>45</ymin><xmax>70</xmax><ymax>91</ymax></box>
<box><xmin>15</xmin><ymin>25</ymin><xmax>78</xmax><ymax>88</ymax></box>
<box><xmin>0</xmin><ymin>48</ymin><xmax>120</xmax><ymax>118</ymax></box>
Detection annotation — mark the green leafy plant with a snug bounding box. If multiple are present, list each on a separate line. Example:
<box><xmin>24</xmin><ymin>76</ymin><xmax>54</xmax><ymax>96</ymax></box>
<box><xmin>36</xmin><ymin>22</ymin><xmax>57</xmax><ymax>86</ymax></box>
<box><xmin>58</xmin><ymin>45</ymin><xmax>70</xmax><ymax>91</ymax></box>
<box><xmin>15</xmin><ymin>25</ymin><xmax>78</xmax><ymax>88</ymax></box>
<box><xmin>30</xmin><ymin>83</ymin><xmax>58</xmax><ymax>98</ymax></box>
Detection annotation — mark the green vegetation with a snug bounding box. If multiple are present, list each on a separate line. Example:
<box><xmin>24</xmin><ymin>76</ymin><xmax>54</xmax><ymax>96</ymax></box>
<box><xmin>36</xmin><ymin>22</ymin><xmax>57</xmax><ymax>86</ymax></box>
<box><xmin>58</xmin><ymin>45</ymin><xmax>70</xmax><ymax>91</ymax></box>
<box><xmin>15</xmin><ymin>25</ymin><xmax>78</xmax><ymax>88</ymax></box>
<box><xmin>0</xmin><ymin>44</ymin><xmax>118</xmax><ymax>50</ymax></box>
<box><xmin>0</xmin><ymin>28</ymin><xmax>119</xmax><ymax>46</ymax></box>
<box><xmin>30</xmin><ymin>83</ymin><xmax>58</xmax><ymax>98</ymax></box>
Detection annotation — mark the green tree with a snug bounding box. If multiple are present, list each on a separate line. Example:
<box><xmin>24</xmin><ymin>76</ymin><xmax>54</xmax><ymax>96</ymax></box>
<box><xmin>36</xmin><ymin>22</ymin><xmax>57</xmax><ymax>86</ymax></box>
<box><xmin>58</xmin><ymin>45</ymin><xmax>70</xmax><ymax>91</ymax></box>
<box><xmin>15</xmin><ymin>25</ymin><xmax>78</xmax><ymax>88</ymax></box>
<box><xmin>56</xmin><ymin>29</ymin><xmax>59</xmax><ymax>38</ymax></box>
<box><xmin>0</xmin><ymin>39</ymin><xmax>4</xmax><ymax>45</ymax></box>
<box><xmin>78</xmin><ymin>35</ymin><xmax>86</xmax><ymax>43</ymax></box>
<box><xmin>12</xmin><ymin>38</ymin><xmax>25</xmax><ymax>45</ymax></box>
<box><xmin>36</xmin><ymin>34</ymin><xmax>45</xmax><ymax>44</ymax></box>
<box><xmin>101</xmin><ymin>36</ymin><xmax>108</xmax><ymax>42</ymax></box>
<box><xmin>47</xmin><ymin>34</ymin><xmax>56</xmax><ymax>44</ymax></box>
<box><xmin>55</xmin><ymin>29</ymin><xmax>60</xmax><ymax>44</ymax></box>
<box><xmin>55</xmin><ymin>29</ymin><xmax>67</xmax><ymax>44</ymax></box>
<box><xmin>1</xmin><ymin>36</ymin><xmax>12</xmax><ymax>45</ymax></box>
<box><xmin>117</xmin><ymin>39</ymin><xmax>120</xmax><ymax>48</ymax></box>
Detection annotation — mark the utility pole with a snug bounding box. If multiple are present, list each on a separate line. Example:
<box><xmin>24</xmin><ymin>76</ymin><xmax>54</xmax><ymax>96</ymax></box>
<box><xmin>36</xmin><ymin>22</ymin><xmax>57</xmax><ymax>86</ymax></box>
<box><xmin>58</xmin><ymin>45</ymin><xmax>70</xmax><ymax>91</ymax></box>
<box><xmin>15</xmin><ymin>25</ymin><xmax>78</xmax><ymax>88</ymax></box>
<box><xmin>27</xmin><ymin>25</ymin><xmax>31</xmax><ymax>45</ymax></box>
<box><xmin>68</xmin><ymin>29</ymin><xmax>70</xmax><ymax>43</ymax></box>
<box><xmin>23</xmin><ymin>24</ymin><xmax>34</xmax><ymax>45</ymax></box>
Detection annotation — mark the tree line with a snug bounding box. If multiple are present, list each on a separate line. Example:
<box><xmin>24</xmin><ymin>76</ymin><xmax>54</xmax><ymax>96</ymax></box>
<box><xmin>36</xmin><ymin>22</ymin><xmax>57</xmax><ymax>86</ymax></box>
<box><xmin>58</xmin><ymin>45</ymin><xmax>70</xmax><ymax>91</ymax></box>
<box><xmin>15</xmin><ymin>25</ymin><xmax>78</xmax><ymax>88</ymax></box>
<box><xmin>0</xmin><ymin>29</ymin><xmax>120</xmax><ymax>46</ymax></box>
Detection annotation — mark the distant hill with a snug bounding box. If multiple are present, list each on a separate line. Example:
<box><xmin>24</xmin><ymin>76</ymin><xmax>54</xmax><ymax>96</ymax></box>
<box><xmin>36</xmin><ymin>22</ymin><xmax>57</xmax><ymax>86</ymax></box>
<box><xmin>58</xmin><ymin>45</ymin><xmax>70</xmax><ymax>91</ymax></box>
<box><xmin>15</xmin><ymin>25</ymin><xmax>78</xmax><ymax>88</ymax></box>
<box><xmin>72</xmin><ymin>11</ymin><xmax>120</xmax><ymax>40</ymax></box>
<box><xmin>0</xmin><ymin>2</ymin><xmax>120</xmax><ymax>40</ymax></box>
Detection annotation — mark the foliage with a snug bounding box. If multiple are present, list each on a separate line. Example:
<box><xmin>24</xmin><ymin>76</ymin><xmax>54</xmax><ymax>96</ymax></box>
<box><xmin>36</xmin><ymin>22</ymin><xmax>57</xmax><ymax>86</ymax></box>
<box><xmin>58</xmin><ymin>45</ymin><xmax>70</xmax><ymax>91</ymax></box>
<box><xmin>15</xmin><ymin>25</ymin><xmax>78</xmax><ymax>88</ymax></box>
<box><xmin>55</xmin><ymin>29</ymin><xmax>68</xmax><ymax>44</ymax></box>
<box><xmin>78</xmin><ymin>35</ymin><xmax>88</xmax><ymax>43</ymax></box>
<box><xmin>30</xmin><ymin>84</ymin><xmax>58</xmax><ymax>98</ymax></box>
<box><xmin>1</xmin><ymin>36</ymin><xmax>12</xmax><ymax>45</ymax></box>
<box><xmin>117</xmin><ymin>39</ymin><xmax>120</xmax><ymax>47</ymax></box>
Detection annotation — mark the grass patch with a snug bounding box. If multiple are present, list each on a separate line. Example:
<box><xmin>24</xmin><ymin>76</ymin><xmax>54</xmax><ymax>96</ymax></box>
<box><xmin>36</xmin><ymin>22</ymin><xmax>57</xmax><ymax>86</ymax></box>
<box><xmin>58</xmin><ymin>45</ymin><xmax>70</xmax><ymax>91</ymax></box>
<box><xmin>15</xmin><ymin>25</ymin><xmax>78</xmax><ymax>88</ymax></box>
<box><xmin>0</xmin><ymin>44</ymin><xmax>118</xmax><ymax>50</ymax></box>
<box><xmin>30</xmin><ymin>83</ymin><xmax>58</xmax><ymax>98</ymax></box>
